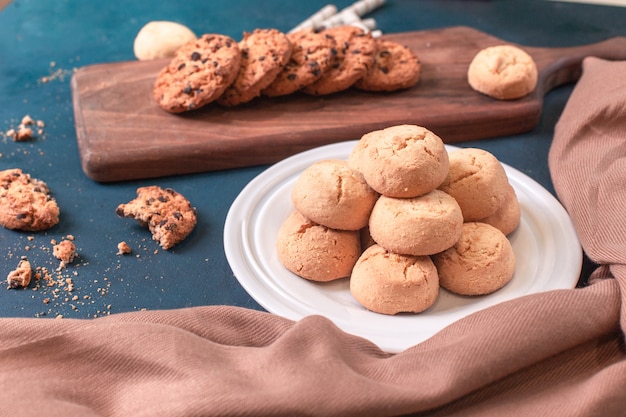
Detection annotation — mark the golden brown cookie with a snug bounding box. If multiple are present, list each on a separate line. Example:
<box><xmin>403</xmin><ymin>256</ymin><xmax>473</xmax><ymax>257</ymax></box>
<box><xmin>354</xmin><ymin>39</ymin><xmax>421</xmax><ymax>92</ymax></box>
<box><xmin>0</xmin><ymin>168</ymin><xmax>60</xmax><ymax>231</ymax></box>
<box><xmin>153</xmin><ymin>33</ymin><xmax>241</xmax><ymax>113</ymax></box>
<box><xmin>116</xmin><ymin>186</ymin><xmax>197</xmax><ymax>250</ymax></box>
<box><xmin>432</xmin><ymin>222</ymin><xmax>516</xmax><ymax>296</ymax></box>
<box><xmin>479</xmin><ymin>183</ymin><xmax>521</xmax><ymax>236</ymax></box>
<box><xmin>262</xmin><ymin>28</ymin><xmax>337</xmax><ymax>97</ymax></box>
<box><xmin>276</xmin><ymin>210</ymin><xmax>360</xmax><ymax>282</ymax></box>
<box><xmin>350</xmin><ymin>244</ymin><xmax>439</xmax><ymax>315</ymax></box>
<box><xmin>357</xmin><ymin>124</ymin><xmax>449</xmax><ymax>198</ymax></box>
<box><xmin>438</xmin><ymin>148</ymin><xmax>510</xmax><ymax>222</ymax></box>
<box><xmin>467</xmin><ymin>44</ymin><xmax>538</xmax><ymax>100</ymax></box>
<box><xmin>218</xmin><ymin>28</ymin><xmax>293</xmax><ymax>106</ymax></box>
<box><xmin>368</xmin><ymin>190</ymin><xmax>464</xmax><ymax>256</ymax></box>
<box><xmin>302</xmin><ymin>26</ymin><xmax>376</xmax><ymax>96</ymax></box>
<box><xmin>291</xmin><ymin>159</ymin><xmax>378</xmax><ymax>231</ymax></box>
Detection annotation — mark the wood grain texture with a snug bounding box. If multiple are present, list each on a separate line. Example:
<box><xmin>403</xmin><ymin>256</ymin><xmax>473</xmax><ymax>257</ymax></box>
<box><xmin>71</xmin><ymin>26</ymin><xmax>626</xmax><ymax>182</ymax></box>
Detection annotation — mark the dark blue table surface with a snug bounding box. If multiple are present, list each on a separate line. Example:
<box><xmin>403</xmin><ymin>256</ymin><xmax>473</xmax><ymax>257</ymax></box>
<box><xmin>1</xmin><ymin>0</ymin><xmax>625</xmax><ymax>319</ymax></box>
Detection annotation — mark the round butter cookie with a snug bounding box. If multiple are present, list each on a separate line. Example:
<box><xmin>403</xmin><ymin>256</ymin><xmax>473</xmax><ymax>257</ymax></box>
<box><xmin>218</xmin><ymin>28</ymin><xmax>292</xmax><ymax>106</ymax></box>
<box><xmin>153</xmin><ymin>33</ymin><xmax>241</xmax><ymax>113</ymax></box>
<box><xmin>467</xmin><ymin>44</ymin><xmax>538</xmax><ymax>100</ymax></box>
<box><xmin>302</xmin><ymin>25</ymin><xmax>376</xmax><ymax>96</ymax></box>
<box><xmin>438</xmin><ymin>147</ymin><xmax>509</xmax><ymax>222</ymax></box>
<box><xmin>358</xmin><ymin>124</ymin><xmax>449</xmax><ymax>198</ymax></box>
<box><xmin>479</xmin><ymin>183</ymin><xmax>520</xmax><ymax>236</ymax></box>
<box><xmin>346</xmin><ymin>131</ymin><xmax>372</xmax><ymax>174</ymax></box>
<box><xmin>432</xmin><ymin>222</ymin><xmax>515</xmax><ymax>296</ymax></box>
<box><xmin>276</xmin><ymin>210</ymin><xmax>360</xmax><ymax>282</ymax></box>
<box><xmin>134</xmin><ymin>21</ymin><xmax>197</xmax><ymax>61</ymax></box>
<box><xmin>0</xmin><ymin>168</ymin><xmax>59</xmax><ymax>232</ymax></box>
<box><xmin>354</xmin><ymin>39</ymin><xmax>421</xmax><ymax>92</ymax></box>
<box><xmin>262</xmin><ymin>28</ymin><xmax>336</xmax><ymax>97</ymax></box>
<box><xmin>368</xmin><ymin>190</ymin><xmax>463</xmax><ymax>256</ymax></box>
<box><xmin>350</xmin><ymin>244</ymin><xmax>439</xmax><ymax>315</ymax></box>
<box><xmin>291</xmin><ymin>159</ymin><xmax>378</xmax><ymax>231</ymax></box>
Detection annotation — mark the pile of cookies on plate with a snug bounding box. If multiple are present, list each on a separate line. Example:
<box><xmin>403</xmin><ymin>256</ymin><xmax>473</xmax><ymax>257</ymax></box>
<box><xmin>276</xmin><ymin>124</ymin><xmax>520</xmax><ymax>315</ymax></box>
<box><xmin>152</xmin><ymin>26</ymin><xmax>421</xmax><ymax>113</ymax></box>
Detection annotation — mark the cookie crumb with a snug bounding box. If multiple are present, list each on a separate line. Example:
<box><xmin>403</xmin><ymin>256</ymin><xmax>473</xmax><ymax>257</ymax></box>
<box><xmin>53</xmin><ymin>239</ymin><xmax>77</xmax><ymax>269</ymax></box>
<box><xmin>7</xmin><ymin>259</ymin><xmax>32</xmax><ymax>289</ymax></box>
<box><xmin>116</xmin><ymin>241</ymin><xmax>132</xmax><ymax>255</ymax></box>
<box><xmin>21</xmin><ymin>115</ymin><xmax>34</xmax><ymax>126</ymax></box>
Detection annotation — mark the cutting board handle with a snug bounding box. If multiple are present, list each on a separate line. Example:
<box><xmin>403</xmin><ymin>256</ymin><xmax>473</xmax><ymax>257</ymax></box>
<box><xmin>532</xmin><ymin>36</ymin><xmax>626</xmax><ymax>95</ymax></box>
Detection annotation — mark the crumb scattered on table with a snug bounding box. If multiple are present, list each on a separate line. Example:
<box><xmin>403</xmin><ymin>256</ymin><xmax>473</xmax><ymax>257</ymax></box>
<box><xmin>53</xmin><ymin>239</ymin><xmax>77</xmax><ymax>269</ymax></box>
<box><xmin>116</xmin><ymin>241</ymin><xmax>132</xmax><ymax>255</ymax></box>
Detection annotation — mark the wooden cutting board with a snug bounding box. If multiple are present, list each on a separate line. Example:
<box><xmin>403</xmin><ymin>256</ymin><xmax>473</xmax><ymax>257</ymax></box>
<box><xmin>71</xmin><ymin>26</ymin><xmax>626</xmax><ymax>182</ymax></box>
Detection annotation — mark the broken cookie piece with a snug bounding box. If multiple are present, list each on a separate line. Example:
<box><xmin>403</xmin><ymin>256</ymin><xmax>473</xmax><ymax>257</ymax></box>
<box><xmin>116</xmin><ymin>186</ymin><xmax>197</xmax><ymax>250</ymax></box>
<box><xmin>0</xmin><ymin>168</ymin><xmax>60</xmax><ymax>231</ymax></box>
<box><xmin>53</xmin><ymin>239</ymin><xmax>77</xmax><ymax>269</ymax></box>
<box><xmin>7</xmin><ymin>259</ymin><xmax>32</xmax><ymax>289</ymax></box>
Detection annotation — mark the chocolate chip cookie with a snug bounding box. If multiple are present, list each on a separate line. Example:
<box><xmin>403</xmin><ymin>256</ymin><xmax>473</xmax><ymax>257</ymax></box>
<box><xmin>116</xmin><ymin>186</ymin><xmax>197</xmax><ymax>250</ymax></box>
<box><xmin>218</xmin><ymin>28</ymin><xmax>293</xmax><ymax>106</ymax></box>
<box><xmin>0</xmin><ymin>168</ymin><xmax>60</xmax><ymax>231</ymax></box>
<box><xmin>302</xmin><ymin>26</ymin><xmax>376</xmax><ymax>96</ymax></box>
<box><xmin>153</xmin><ymin>33</ymin><xmax>241</xmax><ymax>113</ymax></box>
<box><xmin>354</xmin><ymin>39</ymin><xmax>421</xmax><ymax>92</ymax></box>
<box><xmin>262</xmin><ymin>28</ymin><xmax>336</xmax><ymax>97</ymax></box>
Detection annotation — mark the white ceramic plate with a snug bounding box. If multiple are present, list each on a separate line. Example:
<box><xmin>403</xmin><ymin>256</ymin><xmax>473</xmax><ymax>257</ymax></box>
<box><xmin>224</xmin><ymin>141</ymin><xmax>582</xmax><ymax>353</ymax></box>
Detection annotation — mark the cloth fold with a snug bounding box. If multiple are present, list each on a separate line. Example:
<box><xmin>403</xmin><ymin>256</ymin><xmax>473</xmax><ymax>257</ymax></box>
<box><xmin>1</xmin><ymin>57</ymin><xmax>626</xmax><ymax>417</ymax></box>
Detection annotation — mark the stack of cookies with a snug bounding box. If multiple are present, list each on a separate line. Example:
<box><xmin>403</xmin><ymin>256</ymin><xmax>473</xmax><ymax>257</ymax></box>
<box><xmin>153</xmin><ymin>26</ymin><xmax>421</xmax><ymax>113</ymax></box>
<box><xmin>276</xmin><ymin>124</ymin><xmax>520</xmax><ymax>316</ymax></box>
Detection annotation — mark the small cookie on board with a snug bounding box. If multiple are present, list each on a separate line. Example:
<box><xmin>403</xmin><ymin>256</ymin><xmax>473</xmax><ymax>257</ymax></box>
<box><xmin>354</xmin><ymin>38</ymin><xmax>421</xmax><ymax>92</ymax></box>
<box><xmin>116</xmin><ymin>186</ymin><xmax>197</xmax><ymax>250</ymax></box>
<box><xmin>153</xmin><ymin>33</ymin><xmax>241</xmax><ymax>113</ymax></box>
<box><xmin>262</xmin><ymin>28</ymin><xmax>337</xmax><ymax>97</ymax></box>
<box><xmin>0</xmin><ymin>168</ymin><xmax>60</xmax><ymax>232</ymax></box>
<box><xmin>218</xmin><ymin>28</ymin><xmax>293</xmax><ymax>106</ymax></box>
<box><xmin>467</xmin><ymin>44</ymin><xmax>538</xmax><ymax>100</ymax></box>
<box><xmin>302</xmin><ymin>25</ymin><xmax>376</xmax><ymax>96</ymax></box>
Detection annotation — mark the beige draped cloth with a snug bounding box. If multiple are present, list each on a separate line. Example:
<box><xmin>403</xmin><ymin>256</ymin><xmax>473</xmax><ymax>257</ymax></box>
<box><xmin>1</xmin><ymin>57</ymin><xmax>625</xmax><ymax>416</ymax></box>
